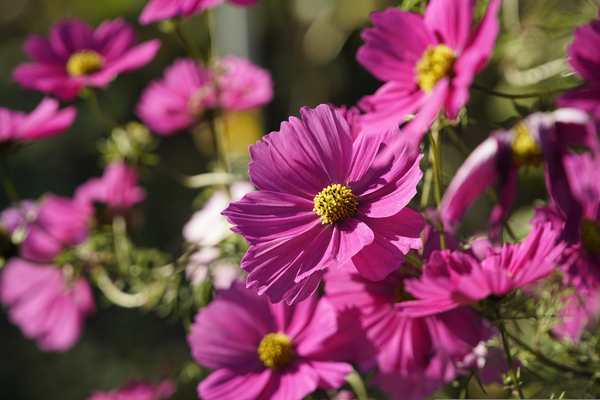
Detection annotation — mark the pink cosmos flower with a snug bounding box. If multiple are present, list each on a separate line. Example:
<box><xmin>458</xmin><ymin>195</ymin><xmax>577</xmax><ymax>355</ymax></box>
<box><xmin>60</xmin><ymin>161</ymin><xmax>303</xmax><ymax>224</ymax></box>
<box><xmin>136</xmin><ymin>56</ymin><xmax>273</xmax><ymax>135</ymax></box>
<box><xmin>356</xmin><ymin>0</ymin><xmax>500</xmax><ymax>151</ymax></box>
<box><xmin>140</xmin><ymin>0</ymin><xmax>261</xmax><ymax>25</ymax></box>
<box><xmin>397</xmin><ymin>223</ymin><xmax>565</xmax><ymax>317</ymax></box>
<box><xmin>324</xmin><ymin>265</ymin><xmax>489</xmax><ymax>400</ymax></box>
<box><xmin>0</xmin><ymin>97</ymin><xmax>76</xmax><ymax>144</ymax></box>
<box><xmin>75</xmin><ymin>162</ymin><xmax>146</xmax><ymax>210</ymax></box>
<box><xmin>13</xmin><ymin>18</ymin><xmax>161</xmax><ymax>101</ymax></box>
<box><xmin>0</xmin><ymin>258</ymin><xmax>95</xmax><ymax>352</ymax></box>
<box><xmin>222</xmin><ymin>104</ymin><xmax>425</xmax><ymax>304</ymax></box>
<box><xmin>87</xmin><ymin>379</ymin><xmax>176</xmax><ymax>400</ymax></box>
<box><xmin>439</xmin><ymin>108</ymin><xmax>597</xmax><ymax>240</ymax></box>
<box><xmin>187</xmin><ymin>282</ymin><xmax>353</xmax><ymax>400</ymax></box>
<box><xmin>557</xmin><ymin>13</ymin><xmax>600</xmax><ymax>118</ymax></box>
<box><xmin>0</xmin><ymin>195</ymin><xmax>93</xmax><ymax>262</ymax></box>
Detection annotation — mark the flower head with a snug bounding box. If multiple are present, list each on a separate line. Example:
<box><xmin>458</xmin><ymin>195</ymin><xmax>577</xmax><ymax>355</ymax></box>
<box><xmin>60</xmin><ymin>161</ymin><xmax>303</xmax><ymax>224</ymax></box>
<box><xmin>75</xmin><ymin>161</ymin><xmax>146</xmax><ymax>210</ymax></box>
<box><xmin>356</xmin><ymin>0</ymin><xmax>500</xmax><ymax>151</ymax></box>
<box><xmin>0</xmin><ymin>258</ymin><xmax>95</xmax><ymax>351</ymax></box>
<box><xmin>13</xmin><ymin>18</ymin><xmax>161</xmax><ymax>101</ymax></box>
<box><xmin>87</xmin><ymin>379</ymin><xmax>176</xmax><ymax>400</ymax></box>
<box><xmin>136</xmin><ymin>56</ymin><xmax>272</xmax><ymax>135</ymax></box>
<box><xmin>187</xmin><ymin>282</ymin><xmax>352</xmax><ymax>400</ymax></box>
<box><xmin>139</xmin><ymin>0</ymin><xmax>262</xmax><ymax>25</ymax></box>
<box><xmin>1</xmin><ymin>195</ymin><xmax>93</xmax><ymax>262</ymax></box>
<box><xmin>0</xmin><ymin>98</ymin><xmax>76</xmax><ymax>146</ymax></box>
<box><xmin>222</xmin><ymin>104</ymin><xmax>424</xmax><ymax>304</ymax></box>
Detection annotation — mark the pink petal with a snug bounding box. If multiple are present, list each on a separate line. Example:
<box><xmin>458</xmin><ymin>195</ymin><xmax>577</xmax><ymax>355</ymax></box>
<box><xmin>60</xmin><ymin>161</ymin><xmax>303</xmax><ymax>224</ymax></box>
<box><xmin>91</xmin><ymin>39</ymin><xmax>161</xmax><ymax>86</ymax></box>
<box><xmin>23</xmin><ymin>34</ymin><xmax>64</xmax><ymax>64</ymax></box>
<box><xmin>94</xmin><ymin>17</ymin><xmax>138</xmax><ymax>61</ymax></box>
<box><xmin>13</xmin><ymin>63</ymin><xmax>80</xmax><ymax>101</ymax></box>
<box><xmin>48</xmin><ymin>19</ymin><xmax>95</xmax><ymax>59</ymax></box>
<box><xmin>424</xmin><ymin>0</ymin><xmax>475</xmax><ymax>52</ymax></box>
<box><xmin>16</xmin><ymin>97</ymin><xmax>77</xmax><ymax>141</ymax></box>
<box><xmin>199</xmin><ymin>367</ymin><xmax>272</xmax><ymax>400</ymax></box>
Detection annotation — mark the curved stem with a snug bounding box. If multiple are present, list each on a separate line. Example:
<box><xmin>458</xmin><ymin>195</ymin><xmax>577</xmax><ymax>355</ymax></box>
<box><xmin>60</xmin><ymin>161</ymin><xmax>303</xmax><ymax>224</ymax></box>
<box><xmin>497</xmin><ymin>319</ymin><xmax>525</xmax><ymax>399</ymax></box>
<box><xmin>471</xmin><ymin>83</ymin><xmax>578</xmax><ymax>99</ymax></box>
<box><xmin>1</xmin><ymin>156</ymin><xmax>20</xmax><ymax>204</ymax></box>
<box><xmin>85</xmin><ymin>89</ymin><xmax>117</xmax><ymax>132</ymax></box>
<box><xmin>94</xmin><ymin>266</ymin><xmax>148</xmax><ymax>308</ymax></box>
<box><xmin>173</xmin><ymin>19</ymin><xmax>204</xmax><ymax>62</ymax></box>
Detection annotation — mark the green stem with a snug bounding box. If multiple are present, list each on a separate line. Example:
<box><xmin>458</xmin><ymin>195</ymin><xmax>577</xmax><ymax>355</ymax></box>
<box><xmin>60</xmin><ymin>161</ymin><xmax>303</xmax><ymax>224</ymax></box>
<box><xmin>1</xmin><ymin>156</ymin><xmax>20</xmax><ymax>204</ymax></box>
<box><xmin>497</xmin><ymin>319</ymin><xmax>525</xmax><ymax>399</ymax></box>
<box><xmin>203</xmin><ymin>9</ymin><xmax>219</xmax><ymax>61</ymax></box>
<box><xmin>428</xmin><ymin>129</ymin><xmax>446</xmax><ymax>250</ymax></box>
<box><xmin>173</xmin><ymin>20</ymin><xmax>204</xmax><ymax>62</ymax></box>
<box><xmin>403</xmin><ymin>250</ymin><xmax>423</xmax><ymax>268</ymax></box>
<box><xmin>471</xmin><ymin>83</ymin><xmax>579</xmax><ymax>99</ymax></box>
<box><xmin>86</xmin><ymin>89</ymin><xmax>117</xmax><ymax>132</ymax></box>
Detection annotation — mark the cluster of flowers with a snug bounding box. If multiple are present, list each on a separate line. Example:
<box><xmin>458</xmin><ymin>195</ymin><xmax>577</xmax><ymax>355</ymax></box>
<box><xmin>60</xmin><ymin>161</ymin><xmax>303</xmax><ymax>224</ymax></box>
<box><xmin>0</xmin><ymin>0</ymin><xmax>600</xmax><ymax>399</ymax></box>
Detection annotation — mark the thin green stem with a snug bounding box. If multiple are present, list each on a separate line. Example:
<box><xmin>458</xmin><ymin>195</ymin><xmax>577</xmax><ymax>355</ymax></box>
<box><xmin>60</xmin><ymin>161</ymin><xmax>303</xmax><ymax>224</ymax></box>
<box><xmin>471</xmin><ymin>83</ymin><xmax>579</xmax><ymax>99</ymax></box>
<box><xmin>497</xmin><ymin>319</ymin><xmax>525</xmax><ymax>399</ymax></box>
<box><xmin>1</xmin><ymin>156</ymin><xmax>19</xmax><ymax>204</ymax></box>
<box><xmin>173</xmin><ymin>20</ymin><xmax>204</xmax><ymax>61</ymax></box>
<box><xmin>86</xmin><ymin>89</ymin><xmax>117</xmax><ymax>132</ymax></box>
<box><xmin>204</xmin><ymin>9</ymin><xmax>219</xmax><ymax>61</ymax></box>
<box><xmin>428</xmin><ymin>129</ymin><xmax>446</xmax><ymax>250</ymax></box>
<box><xmin>403</xmin><ymin>250</ymin><xmax>423</xmax><ymax>268</ymax></box>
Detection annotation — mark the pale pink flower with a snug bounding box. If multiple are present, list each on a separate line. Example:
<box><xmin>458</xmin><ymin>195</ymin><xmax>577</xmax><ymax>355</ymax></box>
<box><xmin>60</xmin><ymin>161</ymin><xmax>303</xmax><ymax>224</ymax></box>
<box><xmin>87</xmin><ymin>379</ymin><xmax>176</xmax><ymax>400</ymax></box>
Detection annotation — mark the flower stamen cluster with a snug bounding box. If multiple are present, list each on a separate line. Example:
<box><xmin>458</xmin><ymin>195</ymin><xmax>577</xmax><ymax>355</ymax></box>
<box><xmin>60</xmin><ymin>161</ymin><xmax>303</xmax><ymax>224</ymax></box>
<box><xmin>313</xmin><ymin>184</ymin><xmax>358</xmax><ymax>225</ymax></box>
<box><xmin>511</xmin><ymin>122</ymin><xmax>543</xmax><ymax>166</ymax></box>
<box><xmin>582</xmin><ymin>218</ymin><xmax>600</xmax><ymax>254</ymax></box>
<box><xmin>66</xmin><ymin>50</ymin><xmax>105</xmax><ymax>77</ymax></box>
<box><xmin>415</xmin><ymin>44</ymin><xmax>455</xmax><ymax>92</ymax></box>
<box><xmin>257</xmin><ymin>332</ymin><xmax>293</xmax><ymax>369</ymax></box>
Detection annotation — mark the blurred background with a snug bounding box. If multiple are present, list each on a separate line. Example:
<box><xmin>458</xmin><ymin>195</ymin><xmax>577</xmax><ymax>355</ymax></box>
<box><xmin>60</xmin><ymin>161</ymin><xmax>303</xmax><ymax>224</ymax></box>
<box><xmin>0</xmin><ymin>0</ymin><xmax>597</xmax><ymax>398</ymax></box>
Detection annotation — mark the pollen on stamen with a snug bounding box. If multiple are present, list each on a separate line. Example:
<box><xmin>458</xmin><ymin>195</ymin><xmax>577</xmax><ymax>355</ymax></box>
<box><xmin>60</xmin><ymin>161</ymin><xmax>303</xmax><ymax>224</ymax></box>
<box><xmin>66</xmin><ymin>50</ymin><xmax>105</xmax><ymax>77</ymax></box>
<box><xmin>257</xmin><ymin>332</ymin><xmax>294</xmax><ymax>369</ymax></box>
<box><xmin>581</xmin><ymin>218</ymin><xmax>600</xmax><ymax>254</ymax></box>
<box><xmin>415</xmin><ymin>44</ymin><xmax>456</xmax><ymax>92</ymax></box>
<box><xmin>511</xmin><ymin>122</ymin><xmax>543</xmax><ymax>167</ymax></box>
<box><xmin>313</xmin><ymin>184</ymin><xmax>358</xmax><ymax>225</ymax></box>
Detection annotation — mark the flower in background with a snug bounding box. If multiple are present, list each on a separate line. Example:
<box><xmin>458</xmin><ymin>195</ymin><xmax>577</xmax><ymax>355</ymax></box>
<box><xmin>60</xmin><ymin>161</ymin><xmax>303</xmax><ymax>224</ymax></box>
<box><xmin>0</xmin><ymin>195</ymin><xmax>93</xmax><ymax>262</ymax></box>
<box><xmin>324</xmin><ymin>265</ymin><xmax>489</xmax><ymax>400</ymax></box>
<box><xmin>223</xmin><ymin>104</ymin><xmax>424</xmax><ymax>304</ymax></box>
<box><xmin>0</xmin><ymin>97</ymin><xmax>76</xmax><ymax>146</ymax></box>
<box><xmin>552</xmin><ymin>283</ymin><xmax>600</xmax><ymax>343</ymax></box>
<box><xmin>13</xmin><ymin>18</ymin><xmax>161</xmax><ymax>101</ymax></box>
<box><xmin>397</xmin><ymin>223</ymin><xmax>564</xmax><ymax>317</ymax></box>
<box><xmin>438</xmin><ymin>108</ymin><xmax>597</xmax><ymax>240</ymax></box>
<box><xmin>75</xmin><ymin>162</ymin><xmax>146</xmax><ymax>210</ymax></box>
<box><xmin>557</xmin><ymin>12</ymin><xmax>600</xmax><ymax>119</ymax></box>
<box><xmin>87</xmin><ymin>379</ymin><xmax>176</xmax><ymax>400</ymax></box>
<box><xmin>356</xmin><ymin>0</ymin><xmax>500</xmax><ymax>152</ymax></box>
<box><xmin>187</xmin><ymin>282</ymin><xmax>353</xmax><ymax>400</ymax></box>
<box><xmin>0</xmin><ymin>258</ymin><xmax>95</xmax><ymax>352</ymax></box>
<box><xmin>139</xmin><ymin>0</ymin><xmax>261</xmax><ymax>25</ymax></box>
<box><xmin>185</xmin><ymin>246</ymin><xmax>245</xmax><ymax>289</ymax></box>
<box><xmin>136</xmin><ymin>56</ymin><xmax>273</xmax><ymax>135</ymax></box>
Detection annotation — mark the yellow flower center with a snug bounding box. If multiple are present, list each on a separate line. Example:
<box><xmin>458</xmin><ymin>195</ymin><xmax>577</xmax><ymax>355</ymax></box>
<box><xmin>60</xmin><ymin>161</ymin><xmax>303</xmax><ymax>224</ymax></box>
<box><xmin>313</xmin><ymin>184</ymin><xmax>358</xmax><ymax>225</ymax></box>
<box><xmin>415</xmin><ymin>44</ymin><xmax>456</xmax><ymax>92</ymax></box>
<box><xmin>394</xmin><ymin>285</ymin><xmax>415</xmax><ymax>303</ymax></box>
<box><xmin>581</xmin><ymin>218</ymin><xmax>600</xmax><ymax>254</ymax></box>
<box><xmin>511</xmin><ymin>122</ymin><xmax>543</xmax><ymax>166</ymax></box>
<box><xmin>258</xmin><ymin>332</ymin><xmax>293</xmax><ymax>369</ymax></box>
<box><xmin>66</xmin><ymin>50</ymin><xmax>105</xmax><ymax>77</ymax></box>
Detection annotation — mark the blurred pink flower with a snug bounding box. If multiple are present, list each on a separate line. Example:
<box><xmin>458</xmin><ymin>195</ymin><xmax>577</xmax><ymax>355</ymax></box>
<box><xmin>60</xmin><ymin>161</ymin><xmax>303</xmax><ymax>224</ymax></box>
<box><xmin>183</xmin><ymin>181</ymin><xmax>255</xmax><ymax>247</ymax></box>
<box><xmin>0</xmin><ymin>97</ymin><xmax>76</xmax><ymax>144</ymax></box>
<box><xmin>552</xmin><ymin>283</ymin><xmax>600</xmax><ymax>343</ymax></box>
<box><xmin>185</xmin><ymin>246</ymin><xmax>245</xmax><ymax>289</ymax></box>
<box><xmin>75</xmin><ymin>162</ymin><xmax>146</xmax><ymax>209</ymax></box>
<box><xmin>139</xmin><ymin>0</ymin><xmax>261</xmax><ymax>25</ymax></box>
<box><xmin>439</xmin><ymin>108</ymin><xmax>597</xmax><ymax>241</ymax></box>
<box><xmin>357</xmin><ymin>0</ymin><xmax>500</xmax><ymax>152</ymax></box>
<box><xmin>13</xmin><ymin>18</ymin><xmax>161</xmax><ymax>101</ymax></box>
<box><xmin>0</xmin><ymin>195</ymin><xmax>93</xmax><ymax>262</ymax></box>
<box><xmin>223</xmin><ymin>105</ymin><xmax>424</xmax><ymax>304</ymax></box>
<box><xmin>398</xmin><ymin>223</ymin><xmax>565</xmax><ymax>317</ymax></box>
<box><xmin>87</xmin><ymin>379</ymin><xmax>176</xmax><ymax>400</ymax></box>
<box><xmin>187</xmin><ymin>282</ymin><xmax>352</xmax><ymax>400</ymax></box>
<box><xmin>136</xmin><ymin>56</ymin><xmax>273</xmax><ymax>135</ymax></box>
<box><xmin>324</xmin><ymin>265</ymin><xmax>489</xmax><ymax>400</ymax></box>
<box><xmin>0</xmin><ymin>258</ymin><xmax>95</xmax><ymax>352</ymax></box>
<box><xmin>557</xmin><ymin>13</ymin><xmax>600</xmax><ymax>118</ymax></box>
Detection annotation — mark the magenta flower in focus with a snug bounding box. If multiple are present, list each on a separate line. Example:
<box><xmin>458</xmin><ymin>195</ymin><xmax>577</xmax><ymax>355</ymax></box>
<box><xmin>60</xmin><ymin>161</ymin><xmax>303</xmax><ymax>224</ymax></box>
<box><xmin>136</xmin><ymin>56</ymin><xmax>273</xmax><ymax>135</ymax></box>
<box><xmin>75</xmin><ymin>162</ymin><xmax>146</xmax><ymax>210</ymax></box>
<box><xmin>13</xmin><ymin>18</ymin><xmax>161</xmax><ymax>101</ymax></box>
<box><xmin>0</xmin><ymin>97</ymin><xmax>76</xmax><ymax>145</ymax></box>
<box><xmin>1</xmin><ymin>195</ymin><xmax>93</xmax><ymax>262</ymax></box>
<box><xmin>356</xmin><ymin>0</ymin><xmax>500</xmax><ymax>151</ymax></box>
<box><xmin>87</xmin><ymin>379</ymin><xmax>176</xmax><ymax>400</ymax></box>
<box><xmin>324</xmin><ymin>265</ymin><xmax>489</xmax><ymax>400</ymax></box>
<box><xmin>222</xmin><ymin>104</ymin><xmax>425</xmax><ymax>304</ymax></box>
<box><xmin>187</xmin><ymin>282</ymin><xmax>353</xmax><ymax>400</ymax></box>
<box><xmin>397</xmin><ymin>223</ymin><xmax>565</xmax><ymax>317</ymax></box>
<box><xmin>439</xmin><ymin>108</ymin><xmax>597</xmax><ymax>240</ymax></box>
<box><xmin>139</xmin><ymin>0</ymin><xmax>261</xmax><ymax>25</ymax></box>
<box><xmin>0</xmin><ymin>258</ymin><xmax>95</xmax><ymax>352</ymax></box>
<box><xmin>557</xmin><ymin>13</ymin><xmax>600</xmax><ymax>118</ymax></box>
